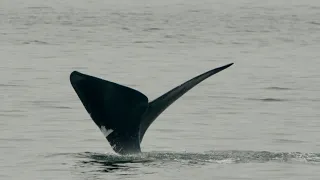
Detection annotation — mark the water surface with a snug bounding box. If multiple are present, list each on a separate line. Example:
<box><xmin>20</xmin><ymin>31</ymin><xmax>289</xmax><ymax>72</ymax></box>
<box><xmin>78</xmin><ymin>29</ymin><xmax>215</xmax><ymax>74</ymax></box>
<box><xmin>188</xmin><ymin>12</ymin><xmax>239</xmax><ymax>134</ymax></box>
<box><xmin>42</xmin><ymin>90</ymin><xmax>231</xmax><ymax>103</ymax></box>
<box><xmin>1</xmin><ymin>0</ymin><xmax>320</xmax><ymax>179</ymax></box>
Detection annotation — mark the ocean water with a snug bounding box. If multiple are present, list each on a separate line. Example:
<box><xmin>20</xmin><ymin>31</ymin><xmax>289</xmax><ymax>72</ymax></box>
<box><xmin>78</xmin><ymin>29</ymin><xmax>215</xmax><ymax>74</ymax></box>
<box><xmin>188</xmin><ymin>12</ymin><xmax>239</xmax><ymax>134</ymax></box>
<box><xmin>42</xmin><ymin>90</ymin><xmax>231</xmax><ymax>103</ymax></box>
<box><xmin>1</xmin><ymin>0</ymin><xmax>320</xmax><ymax>179</ymax></box>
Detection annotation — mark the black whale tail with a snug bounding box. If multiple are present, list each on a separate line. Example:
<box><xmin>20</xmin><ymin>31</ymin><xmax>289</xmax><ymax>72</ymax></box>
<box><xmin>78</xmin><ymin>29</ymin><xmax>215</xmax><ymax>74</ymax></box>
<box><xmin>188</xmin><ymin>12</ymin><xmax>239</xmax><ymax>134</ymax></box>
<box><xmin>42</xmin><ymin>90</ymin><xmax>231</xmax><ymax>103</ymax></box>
<box><xmin>70</xmin><ymin>63</ymin><xmax>233</xmax><ymax>155</ymax></box>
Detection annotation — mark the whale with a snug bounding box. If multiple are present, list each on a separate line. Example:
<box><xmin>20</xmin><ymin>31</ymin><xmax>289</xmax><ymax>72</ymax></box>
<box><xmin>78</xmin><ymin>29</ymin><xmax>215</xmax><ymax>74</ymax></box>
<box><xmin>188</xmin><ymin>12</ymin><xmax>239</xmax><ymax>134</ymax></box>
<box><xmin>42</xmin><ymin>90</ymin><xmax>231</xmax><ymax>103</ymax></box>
<box><xmin>70</xmin><ymin>63</ymin><xmax>233</xmax><ymax>155</ymax></box>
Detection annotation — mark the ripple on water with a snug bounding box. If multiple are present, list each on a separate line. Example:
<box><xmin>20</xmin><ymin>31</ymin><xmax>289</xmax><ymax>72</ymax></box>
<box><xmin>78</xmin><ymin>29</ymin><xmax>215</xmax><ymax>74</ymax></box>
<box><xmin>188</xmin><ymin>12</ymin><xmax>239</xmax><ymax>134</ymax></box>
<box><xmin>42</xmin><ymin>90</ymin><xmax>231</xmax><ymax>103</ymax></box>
<box><xmin>264</xmin><ymin>87</ymin><xmax>293</xmax><ymax>90</ymax></box>
<box><xmin>246</xmin><ymin>98</ymin><xmax>289</xmax><ymax>102</ymax></box>
<box><xmin>56</xmin><ymin>150</ymin><xmax>320</xmax><ymax>170</ymax></box>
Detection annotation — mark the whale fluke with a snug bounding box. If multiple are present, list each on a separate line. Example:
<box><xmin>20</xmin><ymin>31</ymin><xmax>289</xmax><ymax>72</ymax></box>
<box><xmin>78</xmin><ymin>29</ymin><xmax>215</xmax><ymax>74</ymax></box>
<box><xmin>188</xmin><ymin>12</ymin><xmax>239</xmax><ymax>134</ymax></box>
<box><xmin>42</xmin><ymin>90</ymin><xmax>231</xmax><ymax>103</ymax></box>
<box><xmin>70</xmin><ymin>63</ymin><xmax>233</xmax><ymax>154</ymax></box>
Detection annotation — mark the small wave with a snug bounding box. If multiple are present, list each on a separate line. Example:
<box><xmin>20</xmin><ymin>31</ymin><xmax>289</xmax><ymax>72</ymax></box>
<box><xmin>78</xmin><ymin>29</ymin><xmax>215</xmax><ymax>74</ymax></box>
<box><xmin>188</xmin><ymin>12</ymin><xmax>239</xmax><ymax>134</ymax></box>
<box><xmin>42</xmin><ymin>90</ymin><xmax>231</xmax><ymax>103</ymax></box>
<box><xmin>27</xmin><ymin>6</ymin><xmax>53</xmax><ymax>9</ymax></box>
<box><xmin>231</xmin><ymin>41</ymin><xmax>248</xmax><ymax>45</ymax></box>
<box><xmin>260</xmin><ymin>98</ymin><xmax>287</xmax><ymax>102</ymax></box>
<box><xmin>52</xmin><ymin>106</ymin><xmax>72</xmax><ymax>109</ymax></box>
<box><xmin>143</xmin><ymin>27</ymin><xmax>162</xmax><ymax>31</ymax></box>
<box><xmin>309</xmin><ymin>21</ymin><xmax>320</xmax><ymax>25</ymax></box>
<box><xmin>188</xmin><ymin>10</ymin><xmax>201</xmax><ymax>13</ymax></box>
<box><xmin>133</xmin><ymin>40</ymin><xmax>163</xmax><ymax>44</ymax></box>
<box><xmin>247</xmin><ymin>98</ymin><xmax>288</xmax><ymax>102</ymax></box>
<box><xmin>133</xmin><ymin>41</ymin><xmax>148</xmax><ymax>44</ymax></box>
<box><xmin>0</xmin><ymin>84</ymin><xmax>21</xmax><ymax>87</ymax></box>
<box><xmin>121</xmin><ymin>27</ymin><xmax>130</xmax><ymax>31</ymax></box>
<box><xmin>0</xmin><ymin>109</ymin><xmax>26</xmax><ymax>118</ymax></box>
<box><xmin>0</xmin><ymin>113</ymin><xmax>26</xmax><ymax>117</ymax></box>
<box><xmin>265</xmin><ymin>87</ymin><xmax>292</xmax><ymax>90</ymax></box>
<box><xmin>310</xmin><ymin>6</ymin><xmax>320</xmax><ymax>10</ymax></box>
<box><xmin>22</xmin><ymin>40</ymin><xmax>50</xmax><ymax>45</ymax></box>
<box><xmin>0</xmin><ymin>138</ymin><xmax>34</xmax><ymax>142</ymax></box>
<box><xmin>28</xmin><ymin>100</ymin><xmax>71</xmax><ymax>109</ymax></box>
<box><xmin>273</xmin><ymin>139</ymin><xmax>306</xmax><ymax>144</ymax></box>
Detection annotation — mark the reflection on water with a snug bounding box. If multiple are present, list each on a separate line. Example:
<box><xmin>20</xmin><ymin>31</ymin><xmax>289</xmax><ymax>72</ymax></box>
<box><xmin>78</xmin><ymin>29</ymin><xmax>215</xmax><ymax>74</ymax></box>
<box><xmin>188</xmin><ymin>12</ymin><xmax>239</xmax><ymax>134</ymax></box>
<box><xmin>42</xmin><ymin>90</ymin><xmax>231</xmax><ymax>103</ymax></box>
<box><xmin>80</xmin><ymin>159</ymin><xmax>135</xmax><ymax>173</ymax></box>
<box><xmin>77</xmin><ymin>153</ymin><xmax>153</xmax><ymax>173</ymax></box>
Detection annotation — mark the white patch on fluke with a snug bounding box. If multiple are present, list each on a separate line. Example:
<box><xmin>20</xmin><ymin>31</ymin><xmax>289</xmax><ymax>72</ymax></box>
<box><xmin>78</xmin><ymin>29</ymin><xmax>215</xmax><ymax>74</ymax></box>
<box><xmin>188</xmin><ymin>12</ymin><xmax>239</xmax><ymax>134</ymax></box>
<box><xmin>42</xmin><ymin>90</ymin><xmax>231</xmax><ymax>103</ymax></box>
<box><xmin>100</xmin><ymin>126</ymin><xmax>113</xmax><ymax>138</ymax></box>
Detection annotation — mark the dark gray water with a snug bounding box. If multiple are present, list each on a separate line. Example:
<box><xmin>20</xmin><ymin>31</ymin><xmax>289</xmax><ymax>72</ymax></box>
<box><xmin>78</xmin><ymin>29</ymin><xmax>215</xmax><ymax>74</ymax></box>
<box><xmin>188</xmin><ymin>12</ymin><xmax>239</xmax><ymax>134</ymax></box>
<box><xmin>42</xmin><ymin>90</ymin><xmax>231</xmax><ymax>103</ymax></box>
<box><xmin>1</xmin><ymin>0</ymin><xmax>320</xmax><ymax>179</ymax></box>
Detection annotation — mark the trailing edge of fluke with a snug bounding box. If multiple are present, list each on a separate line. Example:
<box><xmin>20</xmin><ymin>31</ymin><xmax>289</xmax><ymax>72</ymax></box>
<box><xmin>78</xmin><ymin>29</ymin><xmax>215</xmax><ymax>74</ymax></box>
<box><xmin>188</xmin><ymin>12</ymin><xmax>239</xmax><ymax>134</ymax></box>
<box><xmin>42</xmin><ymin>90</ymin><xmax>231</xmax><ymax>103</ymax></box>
<box><xmin>70</xmin><ymin>63</ymin><xmax>234</xmax><ymax>155</ymax></box>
